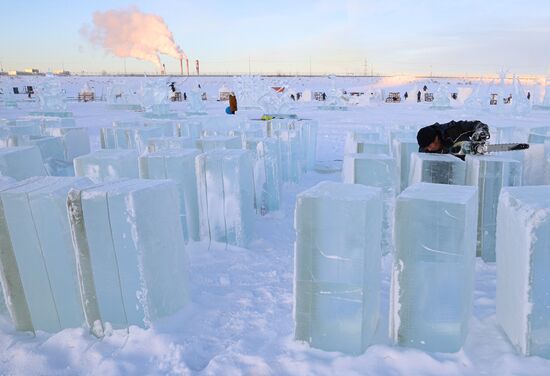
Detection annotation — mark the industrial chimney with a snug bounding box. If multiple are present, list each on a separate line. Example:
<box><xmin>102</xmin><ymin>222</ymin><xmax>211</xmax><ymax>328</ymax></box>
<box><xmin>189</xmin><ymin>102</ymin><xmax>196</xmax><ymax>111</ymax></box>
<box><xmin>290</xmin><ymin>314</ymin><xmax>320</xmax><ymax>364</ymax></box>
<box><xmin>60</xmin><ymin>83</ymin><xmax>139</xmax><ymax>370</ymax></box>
<box><xmin>180</xmin><ymin>57</ymin><xmax>183</xmax><ymax>76</ymax></box>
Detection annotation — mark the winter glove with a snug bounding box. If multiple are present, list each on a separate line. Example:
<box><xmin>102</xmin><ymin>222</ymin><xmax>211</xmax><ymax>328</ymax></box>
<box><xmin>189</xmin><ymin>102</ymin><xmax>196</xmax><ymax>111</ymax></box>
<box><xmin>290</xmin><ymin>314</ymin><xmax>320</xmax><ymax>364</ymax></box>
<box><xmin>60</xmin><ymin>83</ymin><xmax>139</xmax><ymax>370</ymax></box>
<box><xmin>471</xmin><ymin>121</ymin><xmax>490</xmax><ymax>142</ymax></box>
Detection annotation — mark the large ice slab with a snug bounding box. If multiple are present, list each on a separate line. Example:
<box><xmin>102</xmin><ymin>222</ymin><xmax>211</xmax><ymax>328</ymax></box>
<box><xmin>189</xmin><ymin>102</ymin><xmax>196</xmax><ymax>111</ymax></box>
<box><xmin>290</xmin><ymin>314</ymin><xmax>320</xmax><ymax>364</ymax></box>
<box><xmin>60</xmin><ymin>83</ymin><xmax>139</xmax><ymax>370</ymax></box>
<box><xmin>74</xmin><ymin>149</ymin><xmax>139</xmax><ymax>183</ymax></box>
<box><xmin>465</xmin><ymin>155</ymin><xmax>522</xmax><ymax>262</ymax></box>
<box><xmin>0</xmin><ymin>177</ymin><xmax>34</xmax><ymax>331</ymax></box>
<box><xmin>496</xmin><ymin>186</ymin><xmax>550</xmax><ymax>358</ymax></box>
<box><xmin>393</xmin><ymin>138</ymin><xmax>418</xmax><ymax>193</ymax></box>
<box><xmin>245</xmin><ymin>138</ymin><xmax>282</xmax><ymax>213</ymax></box>
<box><xmin>67</xmin><ymin>179</ymin><xmax>188</xmax><ymax>328</ymax></box>
<box><xmin>0</xmin><ymin>146</ymin><xmax>47</xmax><ymax>180</ymax></box>
<box><xmin>196</xmin><ymin>150</ymin><xmax>255</xmax><ymax>247</ymax></box>
<box><xmin>139</xmin><ymin>149</ymin><xmax>201</xmax><ymax>241</ymax></box>
<box><xmin>343</xmin><ymin>153</ymin><xmax>398</xmax><ymax>254</ymax></box>
<box><xmin>390</xmin><ymin>183</ymin><xmax>478</xmax><ymax>352</ymax></box>
<box><xmin>409</xmin><ymin>152</ymin><xmax>466</xmax><ymax>185</ymax></box>
<box><xmin>1</xmin><ymin>177</ymin><xmax>94</xmax><ymax>332</ymax></box>
<box><xmin>101</xmin><ymin>126</ymin><xmax>165</xmax><ymax>153</ymax></box>
<box><xmin>294</xmin><ymin>181</ymin><xmax>382</xmax><ymax>354</ymax></box>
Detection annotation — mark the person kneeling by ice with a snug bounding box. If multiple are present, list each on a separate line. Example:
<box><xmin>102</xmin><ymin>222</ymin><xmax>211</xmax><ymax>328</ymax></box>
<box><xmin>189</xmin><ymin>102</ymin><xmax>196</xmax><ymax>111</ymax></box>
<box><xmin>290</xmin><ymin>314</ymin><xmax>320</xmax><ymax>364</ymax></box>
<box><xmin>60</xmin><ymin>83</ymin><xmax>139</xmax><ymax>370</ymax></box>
<box><xmin>416</xmin><ymin>120</ymin><xmax>490</xmax><ymax>157</ymax></box>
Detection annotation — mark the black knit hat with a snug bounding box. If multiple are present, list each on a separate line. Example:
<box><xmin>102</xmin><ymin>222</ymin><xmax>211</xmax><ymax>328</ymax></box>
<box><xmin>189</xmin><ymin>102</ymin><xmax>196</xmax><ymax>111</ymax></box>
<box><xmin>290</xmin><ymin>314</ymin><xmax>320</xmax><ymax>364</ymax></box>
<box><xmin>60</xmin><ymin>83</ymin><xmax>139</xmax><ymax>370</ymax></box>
<box><xmin>417</xmin><ymin>126</ymin><xmax>438</xmax><ymax>149</ymax></box>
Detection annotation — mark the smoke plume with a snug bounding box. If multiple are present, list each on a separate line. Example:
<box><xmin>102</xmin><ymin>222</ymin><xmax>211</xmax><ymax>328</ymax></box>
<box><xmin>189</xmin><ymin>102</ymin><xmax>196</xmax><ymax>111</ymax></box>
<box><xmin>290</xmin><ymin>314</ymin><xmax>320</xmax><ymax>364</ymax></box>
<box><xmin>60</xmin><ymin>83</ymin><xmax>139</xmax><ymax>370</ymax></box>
<box><xmin>81</xmin><ymin>6</ymin><xmax>186</xmax><ymax>69</ymax></box>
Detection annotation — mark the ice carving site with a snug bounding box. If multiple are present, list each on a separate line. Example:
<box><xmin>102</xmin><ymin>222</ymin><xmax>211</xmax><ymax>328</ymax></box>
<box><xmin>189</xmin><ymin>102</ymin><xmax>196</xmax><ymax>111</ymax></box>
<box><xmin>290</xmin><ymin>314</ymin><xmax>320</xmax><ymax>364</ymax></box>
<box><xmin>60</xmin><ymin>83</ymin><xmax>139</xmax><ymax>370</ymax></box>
<box><xmin>2</xmin><ymin>2</ymin><xmax>550</xmax><ymax>375</ymax></box>
<box><xmin>0</xmin><ymin>71</ymin><xmax>549</xmax><ymax>375</ymax></box>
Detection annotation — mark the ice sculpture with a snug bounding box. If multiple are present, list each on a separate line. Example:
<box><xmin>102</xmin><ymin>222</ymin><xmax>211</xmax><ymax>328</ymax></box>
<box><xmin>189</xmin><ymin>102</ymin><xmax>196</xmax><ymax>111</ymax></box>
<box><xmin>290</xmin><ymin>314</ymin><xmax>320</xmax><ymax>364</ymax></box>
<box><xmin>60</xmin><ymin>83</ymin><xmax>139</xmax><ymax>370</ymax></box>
<box><xmin>430</xmin><ymin>84</ymin><xmax>451</xmax><ymax>109</ymax></box>
<box><xmin>139</xmin><ymin>149</ymin><xmax>201</xmax><ymax>242</ymax></box>
<box><xmin>0</xmin><ymin>146</ymin><xmax>47</xmax><ymax>180</ymax></box>
<box><xmin>33</xmin><ymin>79</ymin><xmax>72</xmax><ymax>117</ymax></box>
<box><xmin>67</xmin><ymin>179</ymin><xmax>188</xmax><ymax>328</ymax></box>
<box><xmin>196</xmin><ymin>150</ymin><xmax>255</xmax><ymax>247</ymax></box>
<box><xmin>342</xmin><ymin>154</ymin><xmax>398</xmax><ymax>254</ymax></box>
<box><xmin>465</xmin><ymin>155</ymin><xmax>522</xmax><ymax>262</ymax></box>
<box><xmin>0</xmin><ymin>177</ymin><xmax>34</xmax><ymax>331</ymax></box>
<box><xmin>1</xmin><ymin>177</ymin><xmax>93</xmax><ymax>332</ymax></box>
<box><xmin>186</xmin><ymin>87</ymin><xmax>207</xmax><ymax>115</ymax></box>
<box><xmin>106</xmin><ymin>81</ymin><xmax>141</xmax><ymax>110</ymax></box>
<box><xmin>294</xmin><ymin>181</ymin><xmax>382</xmax><ymax>355</ymax></box>
<box><xmin>139</xmin><ymin>79</ymin><xmax>177</xmax><ymax>119</ymax></box>
<box><xmin>390</xmin><ymin>183</ymin><xmax>478</xmax><ymax>352</ymax></box>
<box><xmin>409</xmin><ymin>152</ymin><xmax>466</xmax><ymax>185</ymax></box>
<box><xmin>496</xmin><ymin>186</ymin><xmax>550</xmax><ymax>358</ymax></box>
<box><xmin>74</xmin><ymin>149</ymin><xmax>139</xmax><ymax>183</ymax></box>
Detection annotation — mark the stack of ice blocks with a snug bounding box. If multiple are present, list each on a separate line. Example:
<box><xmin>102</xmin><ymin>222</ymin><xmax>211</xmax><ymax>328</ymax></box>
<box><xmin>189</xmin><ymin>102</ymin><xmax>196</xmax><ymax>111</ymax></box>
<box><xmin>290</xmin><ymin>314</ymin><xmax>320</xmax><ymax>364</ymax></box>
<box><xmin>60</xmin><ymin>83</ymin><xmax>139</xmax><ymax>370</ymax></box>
<box><xmin>196</xmin><ymin>136</ymin><xmax>242</xmax><ymax>151</ymax></box>
<box><xmin>409</xmin><ymin>152</ymin><xmax>466</xmax><ymax>185</ymax></box>
<box><xmin>67</xmin><ymin>179</ymin><xmax>188</xmax><ymax>328</ymax></box>
<box><xmin>0</xmin><ymin>177</ymin><xmax>93</xmax><ymax>332</ymax></box>
<box><xmin>294</xmin><ymin>181</ymin><xmax>382</xmax><ymax>355</ymax></box>
<box><xmin>139</xmin><ymin>149</ymin><xmax>201</xmax><ymax>241</ymax></box>
<box><xmin>496</xmin><ymin>186</ymin><xmax>550</xmax><ymax>358</ymax></box>
<box><xmin>74</xmin><ymin>149</ymin><xmax>139</xmax><ymax>183</ymax></box>
<box><xmin>42</xmin><ymin>125</ymin><xmax>90</xmax><ymax>161</ymax></box>
<box><xmin>100</xmin><ymin>126</ymin><xmax>165</xmax><ymax>153</ymax></box>
<box><xmin>342</xmin><ymin>153</ymin><xmax>398</xmax><ymax>254</ymax></box>
<box><xmin>0</xmin><ymin>176</ymin><xmax>34</xmax><ymax>331</ymax></box>
<box><xmin>246</xmin><ymin>138</ymin><xmax>282</xmax><ymax>213</ymax></box>
<box><xmin>196</xmin><ymin>150</ymin><xmax>255</xmax><ymax>247</ymax></box>
<box><xmin>465</xmin><ymin>155</ymin><xmax>522</xmax><ymax>262</ymax></box>
<box><xmin>147</xmin><ymin>137</ymin><xmax>196</xmax><ymax>152</ymax></box>
<box><xmin>0</xmin><ymin>146</ymin><xmax>47</xmax><ymax>180</ymax></box>
<box><xmin>390</xmin><ymin>183</ymin><xmax>478</xmax><ymax>352</ymax></box>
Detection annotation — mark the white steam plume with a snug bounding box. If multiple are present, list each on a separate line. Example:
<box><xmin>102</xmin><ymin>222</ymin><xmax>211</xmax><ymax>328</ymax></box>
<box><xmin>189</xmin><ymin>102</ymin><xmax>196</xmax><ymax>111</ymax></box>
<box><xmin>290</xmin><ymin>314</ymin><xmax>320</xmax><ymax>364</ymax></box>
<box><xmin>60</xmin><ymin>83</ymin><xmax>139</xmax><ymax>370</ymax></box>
<box><xmin>81</xmin><ymin>6</ymin><xmax>186</xmax><ymax>69</ymax></box>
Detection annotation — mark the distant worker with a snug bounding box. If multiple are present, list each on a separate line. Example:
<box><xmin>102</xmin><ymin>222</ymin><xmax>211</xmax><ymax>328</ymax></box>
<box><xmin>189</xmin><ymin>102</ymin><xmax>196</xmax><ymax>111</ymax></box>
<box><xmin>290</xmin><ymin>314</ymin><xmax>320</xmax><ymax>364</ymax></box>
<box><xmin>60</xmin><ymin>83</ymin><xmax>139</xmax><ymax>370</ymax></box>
<box><xmin>227</xmin><ymin>93</ymin><xmax>238</xmax><ymax>114</ymax></box>
<box><xmin>183</xmin><ymin>92</ymin><xmax>187</xmax><ymax>101</ymax></box>
<box><xmin>321</xmin><ymin>92</ymin><xmax>326</xmax><ymax>101</ymax></box>
<box><xmin>527</xmin><ymin>92</ymin><xmax>531</xmax><ymax>100</ymax></box>
<box><xmin>169</xmin><ymin>82</ymin><xmax>176</xmax><ymax>93</ymax></box>
<box><xmin>404</xmin><ymin>91</ymin><xmax>408</xmax><ymax>100</ymax></box>
<box><xmin>416</xmin><ymin>120</ymin><xmax>490</xmax><ymax>156</ymax></box>
<box><xmin>423</xmin><ymin>85</ymin><xmax>428</xmax><ymax>92</ymax></box>
<box><xmin>451</xmin><ymin>93</ymin><xmax>458</xmax><ymax>100</ymax></box>
<box><xmin>290</xmin><ymin>94</ymin><xmax>295</xmax><ymax>101</ymax></box>
<box><xmin>417</xmin><ymin>90</ymin><xmax>421</xmax><ymax>102</ymax></box>
<box><xmin>297</xmin><ymin>92</ymin><xmax>301</xmax><ymax>100</ymax></box>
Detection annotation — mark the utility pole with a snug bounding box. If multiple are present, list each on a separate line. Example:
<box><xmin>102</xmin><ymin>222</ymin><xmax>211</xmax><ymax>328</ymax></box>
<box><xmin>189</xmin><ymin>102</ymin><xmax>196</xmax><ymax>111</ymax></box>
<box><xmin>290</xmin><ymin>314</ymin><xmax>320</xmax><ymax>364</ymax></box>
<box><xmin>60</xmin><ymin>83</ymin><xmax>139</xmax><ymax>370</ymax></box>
<box><xmin>364</xmin><ymin>58</ymin><xmax>368</xmax><ymax>76</ymax></box>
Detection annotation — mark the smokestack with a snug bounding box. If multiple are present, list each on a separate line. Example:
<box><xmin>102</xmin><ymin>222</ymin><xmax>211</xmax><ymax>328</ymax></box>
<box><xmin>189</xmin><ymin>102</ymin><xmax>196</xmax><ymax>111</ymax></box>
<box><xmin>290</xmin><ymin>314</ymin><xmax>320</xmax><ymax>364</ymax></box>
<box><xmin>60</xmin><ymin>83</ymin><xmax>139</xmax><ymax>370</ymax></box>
<box><xmin>186</xmin><ymin>59</ymin><xmax>189</xmax><ymax>76</ymax></box>
<box><xmin>162</xmin><ymin>63</ymin><xmax>166</xmax><ymax>75</ymax></box>
<box><xmin>180</xmin><ymin>58</ymin><xmax>183</xmax><ymax>76</ymax></box>
<box><xmin>195</xmin><ymin>59</ymin><xmax>200</xmax><ymax>76</ymax></box>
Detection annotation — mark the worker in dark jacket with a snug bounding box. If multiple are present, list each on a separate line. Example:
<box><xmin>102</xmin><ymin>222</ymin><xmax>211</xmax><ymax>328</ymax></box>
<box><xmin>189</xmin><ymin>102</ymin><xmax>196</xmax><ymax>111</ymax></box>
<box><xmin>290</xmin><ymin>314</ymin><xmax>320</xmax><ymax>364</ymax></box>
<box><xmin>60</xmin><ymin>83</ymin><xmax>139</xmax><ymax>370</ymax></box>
<box><xmin>417</xmin><ymin>120</ymin><xmax>490</xmax><ymax>155</ymax></box>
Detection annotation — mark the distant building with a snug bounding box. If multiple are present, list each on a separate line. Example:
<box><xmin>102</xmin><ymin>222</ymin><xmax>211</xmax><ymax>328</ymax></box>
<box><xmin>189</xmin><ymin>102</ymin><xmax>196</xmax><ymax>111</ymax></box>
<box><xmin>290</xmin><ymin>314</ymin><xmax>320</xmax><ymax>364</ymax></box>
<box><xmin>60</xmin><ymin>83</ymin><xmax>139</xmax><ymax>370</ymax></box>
<box><xmin>53</xmin><ymin>70</ymin><xmax>71</xmax><ymax>76</ymax></box>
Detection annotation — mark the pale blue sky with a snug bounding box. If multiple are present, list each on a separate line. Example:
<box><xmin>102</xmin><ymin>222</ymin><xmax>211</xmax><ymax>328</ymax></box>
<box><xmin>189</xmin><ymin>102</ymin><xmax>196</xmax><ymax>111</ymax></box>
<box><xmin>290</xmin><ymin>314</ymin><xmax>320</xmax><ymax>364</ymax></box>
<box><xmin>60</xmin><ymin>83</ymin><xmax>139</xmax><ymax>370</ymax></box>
<box><xmin>1</xmin><ymin>0</ymin><xmax>549</xmax><ymax>76</ymax></box>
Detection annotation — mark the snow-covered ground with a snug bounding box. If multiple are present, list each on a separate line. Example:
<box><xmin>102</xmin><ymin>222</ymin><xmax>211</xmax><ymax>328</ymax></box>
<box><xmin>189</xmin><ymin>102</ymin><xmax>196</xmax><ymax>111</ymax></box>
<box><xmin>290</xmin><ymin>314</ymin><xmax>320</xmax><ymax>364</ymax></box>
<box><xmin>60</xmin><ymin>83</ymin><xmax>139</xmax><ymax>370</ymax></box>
<box><xmin>0</xmin><ymin>75</ymin><xmax>549</xmax><ymax>375</ymax></box>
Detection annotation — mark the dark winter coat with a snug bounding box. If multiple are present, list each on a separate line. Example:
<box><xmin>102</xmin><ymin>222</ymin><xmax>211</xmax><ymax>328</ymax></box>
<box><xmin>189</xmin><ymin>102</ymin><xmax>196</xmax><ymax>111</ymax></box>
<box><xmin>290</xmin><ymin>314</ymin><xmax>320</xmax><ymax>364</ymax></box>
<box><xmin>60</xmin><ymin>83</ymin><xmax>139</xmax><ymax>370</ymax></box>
<box><xmin>419</xmin><ymin>120</ymin><xmax>489</xmax><ymax>154</ymax></box>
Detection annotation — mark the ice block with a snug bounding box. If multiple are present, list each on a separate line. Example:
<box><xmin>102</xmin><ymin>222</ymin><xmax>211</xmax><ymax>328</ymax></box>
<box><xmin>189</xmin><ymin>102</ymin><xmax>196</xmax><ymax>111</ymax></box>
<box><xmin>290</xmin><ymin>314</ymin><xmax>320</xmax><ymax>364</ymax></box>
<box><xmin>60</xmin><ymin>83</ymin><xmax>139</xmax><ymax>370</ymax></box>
<box><xmin>390</xmin><ymin>182</ymin><xmax>478</xmax><ymax>352</ymax></box>
<box><xmin>294</xmin><ymin>181</ymin><xmax>383</xmax><ymax>355</ymax></box>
